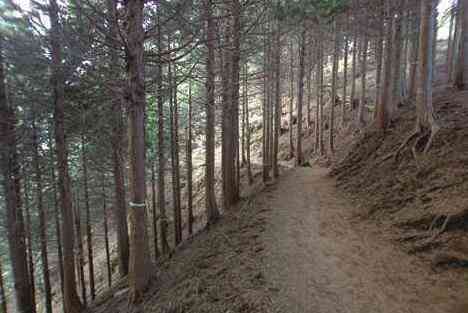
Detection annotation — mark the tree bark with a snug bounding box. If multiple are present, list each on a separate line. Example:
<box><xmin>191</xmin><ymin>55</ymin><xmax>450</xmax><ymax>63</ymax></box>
<box><xmin>375</xmin><ymin>2</ymin><xmax>384</xmax><ymax>119</ymax></box>
<box><xmin>273</xmin><ymin>19</ymin><xmax>281</xmax><ymax>178</ymax></box>
<box><xmin>125</xmin><ymin>0</ymin><xmax>152</xmax><ymax>303</ymax></box>
<box><xmin>203</xmin><ymin>0</ymin><xmax>220</xmax><ymax>225</ymax></box>
<box><xmin>48</xmin><ymin>0</ymin><xmax>83</xmax><ymax>311</ymax></box>
<box><xmin>416</xmin><ymin>0</ymin><xmax>437</xmax><ymax>131</ymax></box>
<box><xmin>262</xmin><ymin>22</ymin><xmax>271</xmax><ymax>182</ymax></box>
<box><xmin>391</xmin><ymin>0</ymin><xmax>405</xmax><ymax>112</ymax></box>
<box><xmin>107</xmin><ymin>0</ymin><xmax>130</xmax><ymax>278</ymax></box>
<box><xmin>288</xmin><ymin>41</ymin><xmax>295</xmax><ymax>158</ymax></box>
<box><xmin>408</xmin><ymin>2</ymin><xmax>421</xmax><ymax>98</ymax></box>
<box><xmin>32</xmin><ymin>113</ymin><xmax>52</xmax><ymax>313</ymax></box>
<box><xmin>296</xmin><ymin>26</ymin><xmax>306</xmax><ymax>165</ymax></box>
<box><xmin>151</xmin><ymin>161</ymin><xmax>159</xmax><ymax>259</ymax></box>
<box><xmin>306</xmin><ymin>65</ymin><xmax>312</xmax><ymax>132</ymax></box>
<box><xmin>342</xmin><ymin>23</ymin><xmax>349</xmax><ymax>126</ymax></box>
<box><xmin>377</xmin><ymin>7</ymin><xmax>394</xmax><ymax>130</ymax></box>
<box><xmin>169</xmin><ymin>60</ymin><xmax>182</xmax><ymax>245</ymax></box>
<box><xmin>330</xmin><ymin>20</ymin><xmax>339</xmax><ymax>151</ymax></box>
<box><xmin>447</xmin><ymin>4</ymin><xmax>456</xmax><ymax>81</ymax></box>
<box><xmin>231</xmin><ymin>0</ymin><xmax>241</xmax><ymax>199</ymax></box>
<box><xmin>0</xmin><ymin>258</ymin><xmax>7</xmax><ymax>313</ymax></box>
<box><xmin>23</xmin><ymin>181</ymin><xmax>36</xmax><ymax>311</ymax></box>
<box><xmin>222</xmin><ymin>12</ymin><xmax>235</xmax><ymax>209</ymax></box>
<box><xmin>81</xmin><ymin>133</ymin><xmax>95</xmax><ymax>300</ymax></box>
<box><xmin>315</xmin><ymin>36</ymin><xmax>322</xmax><ymax>153</ymax></box>
<box><xmin>156</xmin><ymin>12</ymin><xmax>170</xmax><ymax>254</ymax></box>
<box><xmin>48</xmin><ymin>130</ymin><xmax>64</xmax><ymax>302</ymax></box>
<box><xmin>457</xmin><ymin>0</ymin><xmax>468</xmax><ymax>88</ymax></box>
<box><xmin>73</xmin><ymin>191</ymin><xmax>86</xmax><ymax>307</ymax></box>
<box><xmin>101</xmin><ymin>176</ymin><xmax>112</xmax><ymax>288</ymax></box>
<box><xmin>186</xmin><ymin>82</ymin><xmax>194</xmax><ymax>235</ymax></box>
<box><xmin>243</xmin><ymin>64</ymin><xmax>253</xmax><ymax>184</ymax></box>
<box><xmin>450</xmin><ymin>0</ymin><xmax>461</xmax><ymax>83</ymax></box>
<box><xmin>358</xmin><ymin>31</ymin><xmax>368</xmax><ymax>128</ymax></box>
<box><xmin>351</xmin><ymin>27</ymin><xmax>358</xmax><ymax>104</ymax></box>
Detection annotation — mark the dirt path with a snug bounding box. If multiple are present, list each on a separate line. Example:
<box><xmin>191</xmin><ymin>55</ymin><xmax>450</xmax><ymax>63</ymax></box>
<box><xmin>259</xmin><ymin>167</ymin><xmax>467</xmax><ymax>313</ymax></box>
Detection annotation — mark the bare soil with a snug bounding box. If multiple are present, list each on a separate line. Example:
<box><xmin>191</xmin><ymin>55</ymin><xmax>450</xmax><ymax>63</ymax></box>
<box><xmin>91</xmin><ymin>164</ymin><xmax>468</xmax><ymax>312</ymax></box>
<box><xmin>260</xmin><ymin>167</ymin><xmax>467</xmax><ymax>313</ymax></box>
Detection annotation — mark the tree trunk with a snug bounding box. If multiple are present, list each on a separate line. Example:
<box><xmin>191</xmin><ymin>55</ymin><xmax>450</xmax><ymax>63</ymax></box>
<box><xmin>296</xmin><ymin>26</ymin><xmax>306</xmax><ymax>165</ymax></box>
<box><xmin>186</xmin><ymin>82</ymin><xmax>194</xmax><ymax>235</ymax></box>
<box><xmin>457</xmin><ymin>0</ymin><xmax>468</xmax><ymax>88</ymax></box>
<box><xmin>330</xmin><ymin>20</ymin><xmax>339</xmax><ymax>151</ymax></box>
<box><xmin>306</xmin><ymin>49</ymin><xmax>313</xmax><ymax>132</ymax></box>
<box><xmin>174</xmin><ymin>70</ymin><xmax>182</xmax><ymax>243</ymax></box>
<box><xmin>175</xmin><ymin>84</ymin><xmax>182</xmax><ymax>244</ymax></box>
<box><xmin>0</xmin><ymin>258</ymin><xmax>7</xmax><ymax>313</ymax></box>
<box><xmin>81</xmin><ymin>134</ymin><xmax>95</xmax><ymax>300</ymax></box>
<box><xmin>342</xmin><ymin>23</ymin><xmax>349</xmax><ymax>126</ymax></box>
<box><xmin>156</xmin><ymin>12</ymin><xmax>170</xmax><ymax>254</ymax></box>
<box><xmin>32</xmin><ymin>114</ymin><xmax>52</xmax><ymax>313</ymax></box>
<box><xmin>273</xmin><ymin>19</ymin><xmax>281</xmax><ymax>178</ymax></box>
<box><xmin>447</xmin><ymin>4</ymin><xmax>456</xmax><ymax>81</ymax></box>
<box><xmin>315</xmin><ymin>36</ymin><xmax>322</xmax><ymax>153</ymax></box>
<box><xmin>318</xmin><ymin>34</ymin><xmax>325</xmax><ymax>155</ymax></box>
<box><xmin>401</xmin><ymin>4</ymin><xmax>410</xmax><ymax>98</ymax></box>
<box><xmin>431</xmin><ymin>5</ymin><xmax>438</xmax><ymax>79</ymax></box>
<box><xmin>204</xmin><ymin>0</ymin><xmax>220</xmax><ymax>225</ymax></box>
<box><xmin>151</xmin><ymin>161</ymin><xmax>159</xmax><ymax>259</ymax></box>
<box><xmin>230</xmin><ymin>0</ymin><xmax>241</xmax><ymax>200</ymax></box>
<box><xmin>241</xmin><ymin>83</ymin><xmax>247</xmax><ymax>168</ymax></box>
<box><xmin>351</xmin><ymin>27</ymin><xmax>358</xmax><ymax>104</ymax></box>
<box><xmin>375</xmin><ymin>2</ymin><xmax>384</xmax><ymax>118</ymax></box>
<box><xmin>48</xmin><ymin>130</ymin><xmax>65</xmax><ymax>301</ymax></box>
<box><xmin>73</xmin><ymin>192</ymin><xmax>86</xmax><ymax>307</ymax></box>
<box><xmin>391</xmin><ymin>0</ymin><xmax>405</xmax><ymax>112</ymax></box>
<box><xmin>107</xmin><ymin>0</ymin><xmax>130</xmax><ymax>278</ymax></box>
<box><xmin>358</xmin><ymin>32</ymin><xmax>368</xmax><ymax>128</ymax></box>
<box><xmin>125</xmin><ymin>0</ymin><xmax>152</xmax><ymax>303</ymax></box>
<box><xmin>101</xmin><ymin>176</ymin><xmax>112</xmax><ymax>288</ymax></box>
<box><xmin>23</xmin><ymin>181</ymin><xmax>36</xmax><ymax>311</ymax></box>
<box><xmin>288</xmin><ymin>41</ymin><xmax>295</xmax><ymax>158</ymax></box>
<box><xmin>416</xmin><ymin>0</ymin><xmax>437</xmax><ymax>131</ymax></box>
<box><xmin>110</xmin><ymin>103</ymin><xmax>130</xmax><ymax>277</ymax></box>
<box><xmin>450</xmin><ymin>0</ymin><xmax>461</xmax><ymax>83</ymax></box>
<box><xmin>222</xmin><ymin>17</ymin><xmax>234</xmax><ymax>207</ymax></box>
<box><xmin>377</xmin><ymin>7</ymin><xmax>394</xmax><ymax>130</ymax></box>
<box><xmin>262</xmin><ymin>22</ymin><xmax>271</xmax><ymax>182</ymax></box>
<box><xmin>408</xmin><ymin>2</ymin><xmax>421</xmax><ymax>98</ymax></box>
<box><xmin>48</xmin><ymin>1</ymin><xmax>83</xmax><ymax>311</ymax></box>
<box><xmin>169</xmin><ymin>60</ymin><xmax>182</xmax><ymax>245</ymax></box>
<box><xmin>243</xmin><ymin>64</ymin><xmax>253</xmax><ymax>184</ymax></box>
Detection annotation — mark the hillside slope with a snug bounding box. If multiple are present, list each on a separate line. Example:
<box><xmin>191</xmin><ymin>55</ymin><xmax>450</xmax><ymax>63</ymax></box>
<box><xmin>331</xmin><ymin>78</ymin><xmax>468</xmax><ymax>270</ymax></box>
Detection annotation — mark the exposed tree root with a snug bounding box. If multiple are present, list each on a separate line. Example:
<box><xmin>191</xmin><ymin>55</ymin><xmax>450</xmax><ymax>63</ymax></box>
<box><xmin>428</xmin><ymin>214</ymin><xmax>443</xmax><ymax>233</ymax></box>
<box><xmin>425</xmin><ymin>215</ymin><xmax>451</xmax><ymax>244</ymax></box>
<box><xmin>382</xmin><ymin>128</ymin><xmax>420</xmax><ymax>163</ymax></box>
<box><xmin>423</xmin><ymin>122</ymin><xmax>440</xmax><ymax>153</ymax></box>
<box><xmin>382</xmin><ymin>120</ymin><xmax>440</xmax><ymax>164</ymax></box>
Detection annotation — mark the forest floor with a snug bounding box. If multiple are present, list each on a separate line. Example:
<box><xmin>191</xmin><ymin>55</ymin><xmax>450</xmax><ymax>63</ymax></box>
<box><xmin>261</xmin><ymin>166</ymin><xmax>467</xmax><ymax>313</ymax></box>
<box><xmin>91</xmin><ymin>165</ymin><xmax>468</xmax><ymax>313</ymax></box>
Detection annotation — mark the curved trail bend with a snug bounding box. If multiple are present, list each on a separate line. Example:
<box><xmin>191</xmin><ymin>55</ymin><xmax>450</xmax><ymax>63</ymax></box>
<box><xmin>258</xmin><ymin>167</ymin><xmax>466</xmax><ymax>313</ymax></box>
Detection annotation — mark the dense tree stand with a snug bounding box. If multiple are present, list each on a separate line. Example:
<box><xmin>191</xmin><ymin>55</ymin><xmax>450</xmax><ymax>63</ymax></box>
<box><xmin>1</xmin><ymin>0</ymin><xmax>466</xmax><ymax>312</ymax></box>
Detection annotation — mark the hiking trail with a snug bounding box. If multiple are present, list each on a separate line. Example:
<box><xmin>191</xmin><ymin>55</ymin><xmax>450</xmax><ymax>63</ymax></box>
<box><xmin>258</xmin><ymin>166</ymin><xmax>466</xmax><ymax>313</ymax></box>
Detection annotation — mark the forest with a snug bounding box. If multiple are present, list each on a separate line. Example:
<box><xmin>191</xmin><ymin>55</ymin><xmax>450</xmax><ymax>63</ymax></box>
<box><xmin>1</xmin><ymin>0</ymin><xmax>468</xmax><ymax>312</ymax></box>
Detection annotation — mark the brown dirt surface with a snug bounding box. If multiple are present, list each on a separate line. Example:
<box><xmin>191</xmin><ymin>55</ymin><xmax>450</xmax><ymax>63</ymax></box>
<box><xmin>260</xmin><ymin>167</ymin><xmax>467</xmax><ymax>313</ymax></box>
<box><xmin>91</xmin><ymin>164</ymin><xmax>467</xmax><ymax>313</ymax></box>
